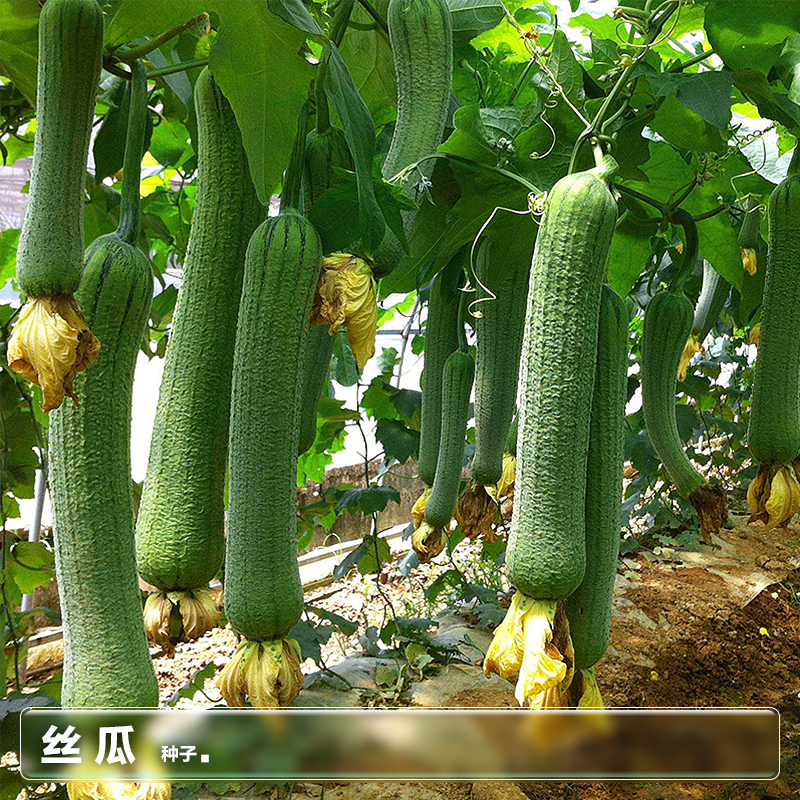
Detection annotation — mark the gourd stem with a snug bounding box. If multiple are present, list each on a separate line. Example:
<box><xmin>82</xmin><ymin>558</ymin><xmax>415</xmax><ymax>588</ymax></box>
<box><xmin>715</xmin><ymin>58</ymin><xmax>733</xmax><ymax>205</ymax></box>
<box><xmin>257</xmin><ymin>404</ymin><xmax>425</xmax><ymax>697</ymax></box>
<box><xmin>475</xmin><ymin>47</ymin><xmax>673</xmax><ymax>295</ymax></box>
<box><xmin>281</xmin><ymin>102</ymin><xmax>311</xmax><ymax>214</ymax></box>
<box><xmin>117</xmin><ymin>61</ymin><xmax>147</xmax><ymax>245</ymax></box>
<box><xmin>315</xmin><ymin>0</ymin><xmax>355</xmax><ymax>133</ymax></box>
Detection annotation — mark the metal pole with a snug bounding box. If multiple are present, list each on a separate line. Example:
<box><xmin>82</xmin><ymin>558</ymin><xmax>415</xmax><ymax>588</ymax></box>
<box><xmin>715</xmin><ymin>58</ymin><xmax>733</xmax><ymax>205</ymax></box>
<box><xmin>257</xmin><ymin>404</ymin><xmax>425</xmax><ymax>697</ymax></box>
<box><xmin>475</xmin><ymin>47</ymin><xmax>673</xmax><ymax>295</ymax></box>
<box><xmin>20</xmin><ymin>464</ymin><xmax>47</xmax><ymax>613</ymax></box>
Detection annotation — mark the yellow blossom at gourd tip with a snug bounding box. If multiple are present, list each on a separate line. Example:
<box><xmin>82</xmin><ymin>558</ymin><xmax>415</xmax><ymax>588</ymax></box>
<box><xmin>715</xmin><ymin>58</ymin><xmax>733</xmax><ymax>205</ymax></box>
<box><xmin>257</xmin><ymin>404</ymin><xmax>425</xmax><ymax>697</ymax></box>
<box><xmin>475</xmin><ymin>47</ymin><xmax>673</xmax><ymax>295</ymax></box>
<box><xmin>483</xmin><ymin>592</ymin><xmax>567</xmax><ymax>707</ymax></box>
<box><xmin>764</xmin><ymin>465</ymin><xmax>800</xmax><ymax>530</ymax></box>
<box><xmin>7</xmin><ymin>295</ymin><xmax>100</xmax><ymax>412</ymax></box>
<box><xmin>749</xmin><ymin>323</ymin><xmax>760</xmax><ymax>347</ymax></box>
<box><xmin>677</xmin><ymin>334</ymin><xmax>702</xmax><ymax>382</ymax></box>
<box><xmin>310</xmin><ymin>253</ymin><xmax>377</xmax><ymax>369</ymax></box>
<box><xmin>497</xmin><ymin>454</ymin><xmax>516</xmax><ymax>498</ymax></box>
<box><xmin>741</xmin><ymin>247</ymin><xmax>757</xmax><ymax>276</ymax></box>
<box><xmin>68</xmin><ymin>782</ymin><xmax>171</xmax><ymax>800</ymax></box>
<box><xmin>411</xmin><ymin>488</ymin><xmax>431</xmax><ymax>529</ymax></box>
<box><xmin>577</xmin><ymin>667</ymin><xmax>605</xmax><ymax>708</ymax></box>
<box><xmin>218</xmin><ymin>638</ymin><xmax>303</xmax><ymax>708</ymax></box>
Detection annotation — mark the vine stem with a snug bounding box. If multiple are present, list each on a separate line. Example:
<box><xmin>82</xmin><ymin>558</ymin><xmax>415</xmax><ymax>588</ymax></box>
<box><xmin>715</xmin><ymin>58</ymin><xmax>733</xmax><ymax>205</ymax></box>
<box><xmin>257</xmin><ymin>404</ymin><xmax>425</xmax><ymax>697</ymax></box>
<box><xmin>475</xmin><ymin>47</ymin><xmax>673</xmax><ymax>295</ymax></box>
<box><xmin>615</xmin><ymin>182</ymin><xmax>667</xmax><ymax>212</ymax></box>
<box><xmin>671</xmin><ymin>48</ymin><xmax>715</xmax><ymax>71</ymax></box>
<box><xmin>147</xmin><ymin>58</ymin><xmax>208</xmax><ymax>79</ymax></box>
<box><xmin>113</xmin><ymin>13</ymin><xmax>209</xmax><ymax>62</ymax></box>
<box><xmin>356</xmin><ymin>0</ymin><xmax>389</xmax><ymax>36</ymax></box>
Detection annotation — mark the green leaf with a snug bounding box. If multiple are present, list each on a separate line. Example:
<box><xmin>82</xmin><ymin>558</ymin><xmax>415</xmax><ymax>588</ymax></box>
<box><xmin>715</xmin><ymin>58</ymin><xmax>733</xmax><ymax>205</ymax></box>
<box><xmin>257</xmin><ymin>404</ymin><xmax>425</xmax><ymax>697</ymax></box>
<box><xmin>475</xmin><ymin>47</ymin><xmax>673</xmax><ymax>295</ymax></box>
<box><xmin>705</xmin><ymin>0</ymin><xmax>800</xmax><ymax>74</ymax></box>
<box><xmin>448</xmin><ymin>0</ymin><xmax>505</xmax><ymax>42</ymax></box>
<box><xmin>149</xmin><ymin>116</ymin><xmax>193</xmax><ymax>168</ymax></box>
<box><xmin>776</xmin><ymin>34</ymin><xmax>800</xmax><ymax>105</ymax></box>
<box><xmin>650</xmin><ymin>94</ymin><xmax>726</xmax><ymax>153</ymax></box>
<box><xmin>334</xmin><ymin>485</ymin><xmax>401</xmax><ymax>516</ymax></box>
<box><xmin>357</xmin><ymin>535</ymin><xmax>391</xmax><ymax>574</ymax></box>
<box><xmin>305</xmin><ymin>604</ymin><xmax>358</xmax><ymax>636</ymax></box>
<box><xmin>733</xmin><ymin>69</ymin><xmax>800</xmax><ymax>128</ymax></box>
<box><xmin>208</xmin><ymin>1</ymin><xmax>314</xmax><ymax>204</ymax></box>
<box><xmin>331</xmin><ymin>330</ymin><xmax>359</xmax><ymax>386</ymax></box>
<box><xmin>0</xmin><ymin>228</ymin><xmax>20</xmax><ymax>286</ymax></box>
<box><xmin>375</xmin><ymin>418</ymin><xmax>419</xmax><ymax>463</ymax></box>
<box><xmin>166</xmin><ymin>663</ymin><xmax>217</xmax><ymax>707</ymax></box>
<box><xmin>324</xmin><ymin>48</ymin><xmax>386</xmax><ymax>254</ymax></box>
<box><xmin>647</xmin><ymin>70</ymin><xmax>734</xmax><ymax>129</ymax></box>
<box><xmin>545</xmin><ymin>30</ymin><xmax>585</xmax><ymax>109</ymax></box>
<box><xmin>607</xmin><ymin>218</ymin><xmax>653</xmax><ymax>298</ymax></box>
<box><xmin>8</xmin><ymin>542</ymin><xmax>53</xmax><ymax>596</ymax></box>
<box><xmin>338</xmin><ymin>1</ymin><xmax>396</xmax><ymax>120</ymax></box>
<box><xmin>0</xmin><ymin>0</ymin><xmax>39</xmax><ymax>104</ymax></box>
<box><xmin>104</xmin><ymin>1</ymin><xmax>207</xmax><ymax>46</ymax></box>
<box><xmin>93</xmin><ymin>77</ymin><xmax>130</xmax><ymax>180</ymax></box>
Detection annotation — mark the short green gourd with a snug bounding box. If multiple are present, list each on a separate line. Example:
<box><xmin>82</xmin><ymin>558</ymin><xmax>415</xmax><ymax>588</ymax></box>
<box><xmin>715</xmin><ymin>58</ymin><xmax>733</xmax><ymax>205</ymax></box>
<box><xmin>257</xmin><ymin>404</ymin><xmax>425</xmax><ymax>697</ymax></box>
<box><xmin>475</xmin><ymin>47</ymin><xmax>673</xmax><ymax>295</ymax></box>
<box><xmin>642</xmin><ymin>291</ymin><xmax>727</xmax><ymax>543</ymax></box>
<box><xmin>457</xmin><ymin>236</ymin><xmax>530</xmax><ymax>540</ymax></box>
<box><xmin>7</xmin><ymin>0</ymin><xmax>104</xmax><ymax>412</ymax></box>
<box><xmin>678</xmin><ymin>260</ymin><xmax>729</xmax><ymax>381</ymax></box>
<box><xmin>368</xmin><ymin>0</ymin><xmax>453</xmax><ymax>277</ymax></box>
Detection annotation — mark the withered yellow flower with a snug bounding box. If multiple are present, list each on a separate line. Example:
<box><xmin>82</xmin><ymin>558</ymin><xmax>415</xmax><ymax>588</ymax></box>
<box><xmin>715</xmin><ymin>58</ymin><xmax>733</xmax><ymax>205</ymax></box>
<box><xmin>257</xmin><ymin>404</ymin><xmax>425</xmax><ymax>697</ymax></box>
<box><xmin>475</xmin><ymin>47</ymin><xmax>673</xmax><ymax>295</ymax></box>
<box><xmin>749</xmin><ymin>322</ymin><xmax>760</xmax><ymax>347</ymax></box>
<box><xmin>764</xmin><ymin>465</ymin><xmax>800</xmax><ymax>530</ymax></box>
<box><xmin>748</xmin><ymin>464</ymin><xmax>800</xmax><ymax>530</ymax></box>
<box><xmin>143</xmin><ymin>592</ymin><xmax>174</xmax><ymax>648</ymax></box>
<box><xmin>310</xmin><ymin>253</ymin><xmax>377</xmax><ymax>369</ymax></box>
<box><xmin>454</xmin><ymin>482</ymin><xmax>498</xmax><ymax>541</ymax></box>
<box><xmin>677</xmin><ymin>334</ymin><xmax>702</xmax><ymax>382</ymax></box>
<box><xmin>218</xmin><ymin>638</ymin><xmax>303</xmax><ymax>708</ymax></box>
<box><xmin>7</xmin><ymin>295</ymin><xmax>99</xmax><ymax>412</ymax></box>
<box><xmin>483</xmin><ymin>592</ymin><xmax>567</xmax><ymax>707</ymax></box>
<box><xmin>177</xmin><ymin>588</ymin><xmax>221</xmax><ymax>640</ymax></box>
<box><xmin>411</xmin><ymin>520</ymin><xmax>445</xmax><ymax>562</ymax></box>
<box><xmin>143</xmin><ymin>589</ymin><xmax>221</xmax><ymax>647</ymax></box>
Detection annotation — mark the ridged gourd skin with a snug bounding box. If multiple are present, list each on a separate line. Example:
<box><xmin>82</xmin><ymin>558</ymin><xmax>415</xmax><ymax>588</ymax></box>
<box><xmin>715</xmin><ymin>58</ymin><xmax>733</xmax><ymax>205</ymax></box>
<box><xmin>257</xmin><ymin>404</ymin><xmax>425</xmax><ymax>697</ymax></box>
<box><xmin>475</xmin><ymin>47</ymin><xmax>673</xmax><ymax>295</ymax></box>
<box><xmin>505</xmin><ymin>162</ymin><xmax>617</xmax><ymax>600</ymax></box>
<box><xmin>370</xmin><ymin>0</ymin><xmax>453</xmax><ymax>277</ymax></box>
<box><xmin>16</xmin><ymin>0</ymin><xmax>103</xmax><ymax>297</ymax></box>
<box><xmin>566</xmin><ymin>286</ymin><xmax>628</xmax><ymax>671</ymax></box>
<box><xmin>692</xmin><ymin>261</ymin><xmax>728</xmax><ymax>343</ymax></box>
<box><xmin>748</xmin><ymin>173</ymin><xmax>800</xmax><ymax>466</ymax></box>
<box><xmin>418</xmin><ymin>258</ymin><xmax>462</xmax><ymax>486</ymax></box>
<box><xmin>136</xmin><ymin>69</ymin><xmax>262</xmax><ymax>592</ymax></box>
<box><xmin>472</xmin><ymin>237</ymin><xmax>531</xmax><ymax>486</ymax></box>
<box><xmin>641</xmin><ymin>292</ymin><xmax>706</xmax><ymax>497</ymax></box>
<box><xmin>298</xmin><ymin>326</ymin><xmax>336</xmax><ymax>455</ymax></box>
<box><xmin>424</xmin><ymin>349</ymin><xmax>476</xmax><ymax>529</ymax></box>
<box><xmin>226</xmin><ymin>213</ymin><xmax>322</xmax><ymax>642</ymax></box>
<box><xmin>49</xmin><ymin>238</ymin><xmax>156</xmax><ymax>708</ymax></box>
<box><xmin>738</xmin><ymin>198</ymin><xmax>761</xmax><ymax>251</ymax></box>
